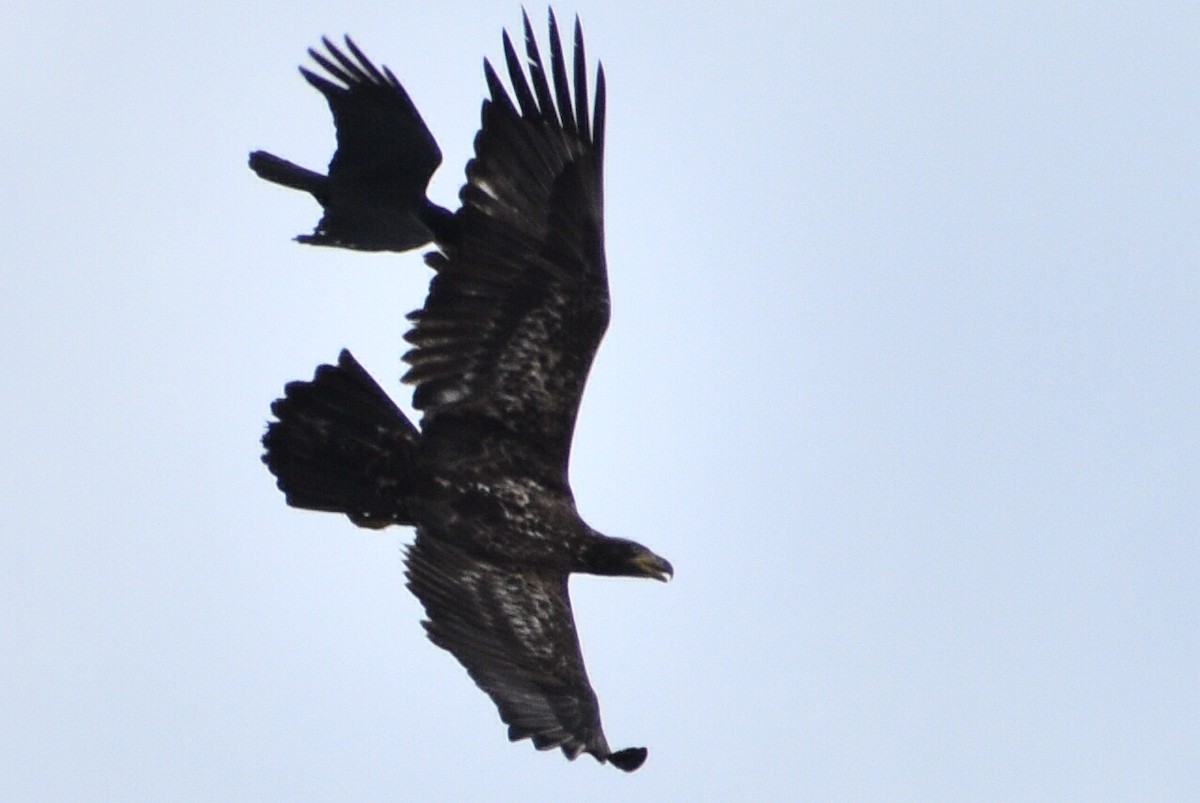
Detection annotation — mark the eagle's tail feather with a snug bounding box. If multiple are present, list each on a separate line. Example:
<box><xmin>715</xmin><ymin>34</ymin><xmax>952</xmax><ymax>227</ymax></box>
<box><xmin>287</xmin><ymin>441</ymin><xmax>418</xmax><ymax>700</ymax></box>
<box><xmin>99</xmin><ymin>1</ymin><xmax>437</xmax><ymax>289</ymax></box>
<box><xmin>263</xmin><ymin>350</ymin><xmax>419</xmax><ymax>528</ymax></box>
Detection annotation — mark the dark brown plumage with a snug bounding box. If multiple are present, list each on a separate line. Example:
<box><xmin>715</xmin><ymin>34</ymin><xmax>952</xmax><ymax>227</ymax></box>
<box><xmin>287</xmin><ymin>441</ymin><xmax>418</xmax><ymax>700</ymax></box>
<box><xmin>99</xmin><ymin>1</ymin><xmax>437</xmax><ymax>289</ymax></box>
<box><xmin>257</xmin><ymin>11</ymin><xmax>670</xmax><ymax>773</ymax></box>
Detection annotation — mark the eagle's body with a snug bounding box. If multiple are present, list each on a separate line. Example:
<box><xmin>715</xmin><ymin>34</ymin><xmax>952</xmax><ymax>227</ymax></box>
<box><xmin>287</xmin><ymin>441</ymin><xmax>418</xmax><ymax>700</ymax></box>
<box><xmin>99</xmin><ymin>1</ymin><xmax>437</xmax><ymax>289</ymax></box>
<box><xmin>253</xmin><ymin>11</ymin><xmax>670</xmax><ymax>773</ymax></box>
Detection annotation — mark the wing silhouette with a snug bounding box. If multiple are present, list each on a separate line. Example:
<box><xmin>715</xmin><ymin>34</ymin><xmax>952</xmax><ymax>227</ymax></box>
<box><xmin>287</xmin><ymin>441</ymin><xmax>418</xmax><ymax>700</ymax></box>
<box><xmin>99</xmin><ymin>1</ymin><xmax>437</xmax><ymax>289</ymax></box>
<box><xmin>403</xmin><ymin>10</ymin><xmax>608</xmax><ymax>486</ymax></box>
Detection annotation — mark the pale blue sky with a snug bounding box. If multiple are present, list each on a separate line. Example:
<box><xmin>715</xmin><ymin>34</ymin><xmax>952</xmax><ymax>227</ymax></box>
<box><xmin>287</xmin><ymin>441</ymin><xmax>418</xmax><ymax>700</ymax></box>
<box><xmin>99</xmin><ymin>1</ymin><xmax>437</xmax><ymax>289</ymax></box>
<box><xmin>3</xmin><ymin>2</ymin><xmax>1197</xmax><ymax>800</ymax></box>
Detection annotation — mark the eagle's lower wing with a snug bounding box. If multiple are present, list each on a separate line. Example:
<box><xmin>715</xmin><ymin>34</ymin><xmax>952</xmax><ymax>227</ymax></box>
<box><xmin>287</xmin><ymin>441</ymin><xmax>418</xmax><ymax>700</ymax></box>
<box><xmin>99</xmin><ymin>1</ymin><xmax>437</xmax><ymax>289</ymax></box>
<box><xmin>405</xmin><ymin>531</ymin><xmax>646</xmax><ymax>770</ymax></box>
<box><xmin>403</xmin><ymin>11</ymin><xmax>608</xmax><ymax>484</ymax></box>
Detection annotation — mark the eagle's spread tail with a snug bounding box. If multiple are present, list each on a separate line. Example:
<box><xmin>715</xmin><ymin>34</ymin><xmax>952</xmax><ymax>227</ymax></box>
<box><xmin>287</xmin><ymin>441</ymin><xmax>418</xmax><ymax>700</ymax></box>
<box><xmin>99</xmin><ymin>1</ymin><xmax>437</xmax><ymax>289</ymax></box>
<box><xmin>263</xmin><ymin>350</ymin><xmax>420</xmax><ymax>528</ymax></box>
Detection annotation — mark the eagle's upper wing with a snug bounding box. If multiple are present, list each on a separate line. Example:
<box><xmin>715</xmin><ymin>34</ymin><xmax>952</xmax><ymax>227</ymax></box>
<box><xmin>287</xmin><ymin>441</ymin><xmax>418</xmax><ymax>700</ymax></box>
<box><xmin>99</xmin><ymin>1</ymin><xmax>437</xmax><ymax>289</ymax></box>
<box><xmin>402</xmin><ymin>11</ymin><xmax>608</xmax><ymax>485</ymax></box>
<box><xmin>405</xmin><ymin>531</ymin><xmax>647</xmax><ymax>771</ymax></box>
<box><xmin>300</xmin><ymin>37</ymin><xmax>443</xmax><ymax>249</ymax></box>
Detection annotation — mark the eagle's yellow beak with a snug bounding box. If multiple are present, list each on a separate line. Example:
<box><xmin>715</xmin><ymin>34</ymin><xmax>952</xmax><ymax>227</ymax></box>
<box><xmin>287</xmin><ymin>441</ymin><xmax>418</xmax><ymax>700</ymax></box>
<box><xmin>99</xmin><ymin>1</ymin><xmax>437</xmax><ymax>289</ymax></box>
<box><xmin>634</xmin><ymin>551</ymin><xmax>674</xmax><ymax>583</ymax></box>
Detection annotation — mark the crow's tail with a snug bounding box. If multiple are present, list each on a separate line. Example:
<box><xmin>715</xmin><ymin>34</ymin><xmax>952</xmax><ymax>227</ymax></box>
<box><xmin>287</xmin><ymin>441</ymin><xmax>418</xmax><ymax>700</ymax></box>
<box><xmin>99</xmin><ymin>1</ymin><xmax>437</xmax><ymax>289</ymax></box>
<box><xmin>248</xmin><ymin>151</ymin><xmax>327</xmax><ymax>198</ymax></box>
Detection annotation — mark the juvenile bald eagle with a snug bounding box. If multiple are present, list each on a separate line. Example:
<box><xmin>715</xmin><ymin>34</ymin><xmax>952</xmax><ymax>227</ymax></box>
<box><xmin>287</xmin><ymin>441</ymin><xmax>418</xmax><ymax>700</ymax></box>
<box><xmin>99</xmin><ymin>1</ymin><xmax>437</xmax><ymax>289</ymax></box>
<box><xmin>253</xmin><ymin>11</ymin><xmax>670</xmax><ymax>772</ymax></box>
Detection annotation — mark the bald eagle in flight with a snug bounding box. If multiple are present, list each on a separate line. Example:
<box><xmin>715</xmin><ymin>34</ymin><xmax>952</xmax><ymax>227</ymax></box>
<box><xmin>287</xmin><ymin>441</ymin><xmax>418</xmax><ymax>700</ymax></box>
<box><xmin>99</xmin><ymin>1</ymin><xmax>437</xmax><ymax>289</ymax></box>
<box><xmin>252</xmin><ymin>11</ymin><xmax>671</xmax><ymax>772</ymax></box>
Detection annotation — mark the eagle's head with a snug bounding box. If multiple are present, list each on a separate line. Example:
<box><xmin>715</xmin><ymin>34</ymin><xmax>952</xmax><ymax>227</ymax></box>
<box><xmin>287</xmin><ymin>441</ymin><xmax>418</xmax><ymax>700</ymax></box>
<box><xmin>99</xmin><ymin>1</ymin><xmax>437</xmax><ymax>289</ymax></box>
<box><xmin>580</xmin><ymin>536</ymin><xmax>673</xmax><ymax>582</ymax></box>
